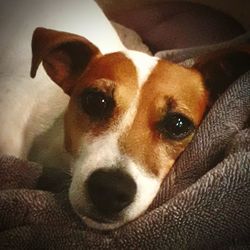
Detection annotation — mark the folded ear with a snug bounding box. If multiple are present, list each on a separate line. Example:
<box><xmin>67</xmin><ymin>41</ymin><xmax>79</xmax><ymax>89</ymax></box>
<box><xmin>193</xmin><ymin>45</ymin><xmax>250</xmax><ymax>105</ymax></box>
<box><xmin>30</xmin><ymin>27</ymin><xmax>101</xmax><ymax>94</ymax></box>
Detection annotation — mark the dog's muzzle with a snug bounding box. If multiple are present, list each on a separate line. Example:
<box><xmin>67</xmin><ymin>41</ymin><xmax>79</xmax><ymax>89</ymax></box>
<box><xmin>86</xmin><ymin>168</ymin><xmax>137</xmax><ymax>218</ymax></box>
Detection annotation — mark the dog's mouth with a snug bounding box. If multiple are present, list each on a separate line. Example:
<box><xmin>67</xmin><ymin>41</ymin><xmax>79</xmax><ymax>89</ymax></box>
<box><xmin>79</xmin><ymin>203</ymin><xmax>123</xmax><ymax>224</ymax></box>
<box><xmin>69</xmin><ymin>157</ymin><xmax>162</xmax><ymax>230</ymax></box>
<box><xmin>82</xmin><ymin>214</ymin><xmax>126</xmax><ymax>230</ymax></box>
<box><xmin>70</xmin><ymin>168</ymin><xmax>135</xmax><ymax>229</ymax></box>
<box><xmin>84</xmin><ymin>212</ymin><xmax>115</xmax><ymax>224</ymax></box>
<box><xmin>72</xmin><ymin>204</ymin><xmax>127</xmax><ymax>230</ymax></box>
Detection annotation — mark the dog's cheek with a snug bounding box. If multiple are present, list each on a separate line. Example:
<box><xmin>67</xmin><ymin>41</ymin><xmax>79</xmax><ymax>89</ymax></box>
<box><xmin>64</xmin><ymin>103</ymin><xmax>86</xmax><ymax>156</ymax></box>
<box><xmin>150</xmin><ymin>145</ymin><xmax>191</xmax><ymax>181</ymax></box>
<box><xmin>64</xmin><ymin>111</ymin><xmax>77</xmax><ymax>155</ymax></box>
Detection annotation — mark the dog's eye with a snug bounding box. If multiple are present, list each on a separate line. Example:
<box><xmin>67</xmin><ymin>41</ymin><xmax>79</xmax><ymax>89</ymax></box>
<box><xmin>157</xmin><ymin>113</ymin><xmax>195</xmax><ymax>140</ymax></box>
<box><xmin>80</xmin><ymin>88</ymin><xmax>115</xmax><ymax>120</ymax></box>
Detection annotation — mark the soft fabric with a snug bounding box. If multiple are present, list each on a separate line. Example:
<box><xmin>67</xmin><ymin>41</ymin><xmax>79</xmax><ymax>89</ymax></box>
<box><xmin>156</xmin><ymin>32</ymin><xmax>250</xmax><ymax>66</ymax></box>
<box><xmin>111</xmin><ymin>21</ymin><xmax>152</xmax><ymax>55</ymax></box>
<box><xmin>0</xmin><ymin>67</ymin><xmax>249</xmax><ymax>248</ymax></box>
<box><xmin>107</xmin><ymin>2</ymin><xmax>245</xmax><ymax>53</ymax></box>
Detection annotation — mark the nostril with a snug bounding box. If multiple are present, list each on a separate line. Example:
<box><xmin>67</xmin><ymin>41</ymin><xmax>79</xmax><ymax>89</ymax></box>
<box><xmin>117</xmin><ymin>193</ymin><xmax>129</xmax><ymax>204</ymax></box>
<box><xmin>112</xmin><ymin>193</ymin><xmax>131</xmax><ymax>210</ymax></box>
<box><xmin>86</xmin><ymin>168</ymin><xmax>137</xmax><ymax>216</ymax></box>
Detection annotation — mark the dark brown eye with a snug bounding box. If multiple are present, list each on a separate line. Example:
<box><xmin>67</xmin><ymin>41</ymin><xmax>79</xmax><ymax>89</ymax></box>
<box><xmin>80</xmin><ymin>88</ymin><xmax>115</xmax><ymax>120</ymax></box>
<box><xmin>157</xmin><ymin>112</ymin><xmax>195</xmax><ymax>140</ymax></box>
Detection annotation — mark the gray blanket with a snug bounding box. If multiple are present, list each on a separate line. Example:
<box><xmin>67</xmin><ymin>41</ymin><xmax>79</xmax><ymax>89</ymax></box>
<box><xmin>155</xmin><ymin>32</ymin><xmax>250</xmax><ymax>66</ymax></box>
<box><xmin>0</xmin><ymin>64</ymin><xmax>249</xmax><ymax>248</ymax></box>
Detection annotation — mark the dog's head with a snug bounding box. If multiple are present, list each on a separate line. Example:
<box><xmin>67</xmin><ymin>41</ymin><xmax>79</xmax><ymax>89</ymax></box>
<box><xmin>31</xmin><ymin>28</ymin><xmax>250</xmax><ymax>230</ymax></box>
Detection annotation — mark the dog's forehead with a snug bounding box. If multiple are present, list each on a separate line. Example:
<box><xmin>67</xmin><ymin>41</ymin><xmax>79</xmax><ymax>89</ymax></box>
<box><xmin>121</xmin><ymin>51</ymin><xmax>206</xmax><ymax>119</ymax></box>
<box><xmin>121</xmin><ymin>50</ymin><xmax>159</xmax><ymax>87</ymax></box>
<box><xmin>80</xmin><ymin>50</ymin><xmax>159</xmax><ymax>88</ymax></box>
<box><xmin>77</xmin><ymin>50</ymin><xmax>207</xmax><ymax>127</ymax></box>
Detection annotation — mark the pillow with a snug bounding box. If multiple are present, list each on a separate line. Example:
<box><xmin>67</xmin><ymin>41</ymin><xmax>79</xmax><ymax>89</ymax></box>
<box><xmin>111</xmin><ymin>21</ymin><xmax>152</xmax><ymax>55</ymax></box>
<box><xmin>108</xmin><ymin>2</ymin><xmax>245</xmax><ymax>53</ymax></box>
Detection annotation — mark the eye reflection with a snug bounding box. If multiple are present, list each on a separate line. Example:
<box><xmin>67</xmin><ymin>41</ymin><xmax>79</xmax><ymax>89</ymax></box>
<box><xmin>80</xmin><ymin>88</ymin><xmax>115</xmax><ymax>120</ymax></box>
<box><xmin>156</xmin><ymin>112</ymin><xmax>195</xmax><ymax>140</ymax></box>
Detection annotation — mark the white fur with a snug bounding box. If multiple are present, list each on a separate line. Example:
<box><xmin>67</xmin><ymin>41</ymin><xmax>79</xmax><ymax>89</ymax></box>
<box><xmin>117</xmin><ymin>50</ymin><xmax>159</xmax><ymax>134</ymax></box>
<box><xmin>123</xmin><ymin>50</ymin><xmax>159</xmax><ymax>87</ymax></box>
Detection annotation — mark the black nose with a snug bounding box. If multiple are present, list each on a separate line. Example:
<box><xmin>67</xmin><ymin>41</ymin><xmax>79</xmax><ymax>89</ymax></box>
<box><xmin>86</xmin><ymin>168</ymin><xmax>137</xmax><ymax>216</ymax></box>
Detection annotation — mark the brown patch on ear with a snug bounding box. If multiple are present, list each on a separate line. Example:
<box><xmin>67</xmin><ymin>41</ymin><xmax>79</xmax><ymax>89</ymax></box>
<box><xmin>194</xmin><ymin>45</ymin><xmax>250</xmax><ymax>105</ymax></box>
<box><xmin>30</xmin><ymin>27</ymin><xmax>101</xmax><ymax>94</ymax></box>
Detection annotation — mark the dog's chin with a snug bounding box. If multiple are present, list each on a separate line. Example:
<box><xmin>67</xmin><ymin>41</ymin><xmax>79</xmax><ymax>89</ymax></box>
<box><xmin>72</xmin><ymin>206</ymin><xmax>127</xmax><ymax>230</ymax></box>
<box><xmin>82</xmin><ymin>216</ymin><xmax>126</xmax><ymax>230</ymax></box>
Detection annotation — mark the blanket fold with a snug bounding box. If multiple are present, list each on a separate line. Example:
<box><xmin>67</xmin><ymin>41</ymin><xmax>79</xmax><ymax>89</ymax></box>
<box><xmin>0</xmin><ymin>155</ymin><xmax>42</xmax><ymax>190</ymax></box>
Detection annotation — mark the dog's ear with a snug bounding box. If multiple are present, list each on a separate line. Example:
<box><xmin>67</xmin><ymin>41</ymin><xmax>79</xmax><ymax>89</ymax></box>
<box><xmin>193</xmin><ymin>45</ymin><xmax>250</xmax><ymax>106</ymax></box>
<box><xmin>30</xmin><ymin>27</ymin><xmax>101</xmax><ymax>95</ymax></box>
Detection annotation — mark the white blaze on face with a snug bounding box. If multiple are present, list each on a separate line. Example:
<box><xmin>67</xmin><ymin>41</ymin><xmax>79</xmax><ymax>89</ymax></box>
<box><xmin>118</xmin><ymin>50</ymin><xmax>159</xmax><ymax>133</ymax></box>
<box><xmin>69</xmin><ymin>50</ymin><xmax>161</xmax><ymax>230</ymax></box>
<box><xmin>123</xmin><ymin>50</ymin><xmax>159</xmax><ymax>87</ymax></box>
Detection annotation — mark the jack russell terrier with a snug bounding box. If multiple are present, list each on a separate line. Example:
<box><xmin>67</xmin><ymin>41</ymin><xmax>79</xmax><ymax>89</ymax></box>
<box><xmin>0</xmin><ymin>0</ymin><xmax>249</xmax><ymax>230</ymax></box>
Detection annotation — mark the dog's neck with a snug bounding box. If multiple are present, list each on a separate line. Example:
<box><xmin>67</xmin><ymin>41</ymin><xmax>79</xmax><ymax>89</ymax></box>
<box><xmin>28</xmin><ymin>112</ymin><xmax>71</xmax><ymax>170</ymax></box>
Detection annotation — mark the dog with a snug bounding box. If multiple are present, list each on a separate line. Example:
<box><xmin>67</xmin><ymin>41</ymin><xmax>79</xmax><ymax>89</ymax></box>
<box><xmin>0</xmin><ymin>0</ymin><xmax>249</xmax><ymax>230</ymax></box>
